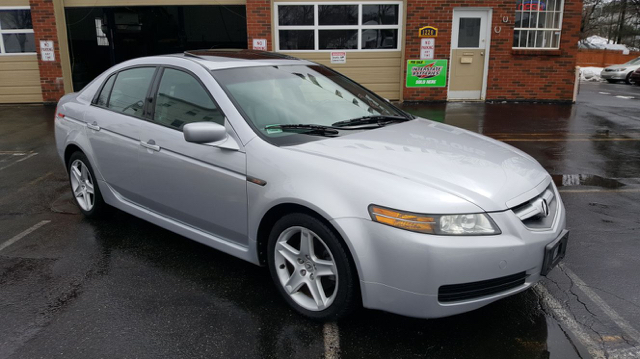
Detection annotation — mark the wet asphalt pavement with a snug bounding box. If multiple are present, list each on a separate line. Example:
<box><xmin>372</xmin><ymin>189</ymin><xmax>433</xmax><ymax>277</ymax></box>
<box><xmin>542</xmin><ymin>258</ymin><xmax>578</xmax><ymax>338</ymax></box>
<box><xmin>1</xmin><ymin>81</ymin><xmax>639</xmax><ymax>359</ymax></box>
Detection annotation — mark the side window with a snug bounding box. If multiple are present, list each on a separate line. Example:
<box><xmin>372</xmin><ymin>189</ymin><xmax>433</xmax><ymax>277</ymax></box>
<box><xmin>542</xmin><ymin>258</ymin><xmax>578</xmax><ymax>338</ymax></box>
<box><xmin>94</xmin><ymin>74</ymin><xmax>116</xmax><ymax>107</ymax></box>
<box><xmin>108</xmin><ymin>67</ymin><xmax>155</xmax><ymax>117</ymax></box>
<box><xmin>153</xmin><ymin>68</ymin><xmax>223</xmax><ymax>131</ymax></box>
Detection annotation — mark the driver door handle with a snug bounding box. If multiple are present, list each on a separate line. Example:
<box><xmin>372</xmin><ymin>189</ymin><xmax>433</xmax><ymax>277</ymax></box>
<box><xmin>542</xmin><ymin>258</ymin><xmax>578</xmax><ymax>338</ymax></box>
<box><xmin>87</xmin><ymin>121</ymin><xmax>100</xmax><ymax>131</ymax></box>
<box><xmin>140</xmin><ymin>140</ymin><xmax>160</xmax><ymax>152</ymax></box>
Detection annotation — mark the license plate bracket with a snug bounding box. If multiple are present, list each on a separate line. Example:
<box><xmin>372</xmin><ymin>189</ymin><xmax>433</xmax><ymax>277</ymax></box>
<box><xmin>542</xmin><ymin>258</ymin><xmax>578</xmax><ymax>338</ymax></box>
<box><xmin>541</xmin><ymin>230</ymin><xmax>569</xmax><ymax>276</ymax></box>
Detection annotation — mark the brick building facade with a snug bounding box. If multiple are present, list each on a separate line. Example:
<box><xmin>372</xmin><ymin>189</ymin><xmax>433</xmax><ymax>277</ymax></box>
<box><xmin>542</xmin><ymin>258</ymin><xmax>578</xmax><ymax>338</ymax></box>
<box><xmin>0</xmin><ymin>0</ymin><xmax>582</xmax><ymax>104</ymax></box>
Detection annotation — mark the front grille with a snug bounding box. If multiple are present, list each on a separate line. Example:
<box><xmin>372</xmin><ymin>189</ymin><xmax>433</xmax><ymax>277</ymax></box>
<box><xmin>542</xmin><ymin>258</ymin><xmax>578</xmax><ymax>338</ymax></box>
<box><xmin>438</xmin><ymin>272</ymin><xmax>527</xmax><ymax>303</ymax></box>
<box><xmin>511</xmin><ymin>184</ymin><xmax>557</xmax><ymax>230</ymax></box>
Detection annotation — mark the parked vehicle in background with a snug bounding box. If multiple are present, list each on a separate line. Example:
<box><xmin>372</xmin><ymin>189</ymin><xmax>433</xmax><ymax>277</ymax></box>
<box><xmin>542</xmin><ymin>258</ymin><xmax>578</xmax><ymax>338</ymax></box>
<box><xmin>601</xmin><ymin>57</ymin><xmax>640</xmax><ymax>84</ymax></box>
<box><xmin>630</xmin><ymin>68</ymin><xmax>640</xmax><ymax>85</ymax></box>
<box><xmin>54</xmin><ymin>49</ymin><xmax>568</xmax><ymax>321</ymax></box>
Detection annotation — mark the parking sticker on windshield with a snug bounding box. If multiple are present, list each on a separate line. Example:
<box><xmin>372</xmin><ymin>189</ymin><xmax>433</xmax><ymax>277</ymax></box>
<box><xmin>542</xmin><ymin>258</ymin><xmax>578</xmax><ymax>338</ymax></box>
<box><xmin>266</xmin><ymin>125</ymin><xmax>283</xmax><ymax>134</ymax></box>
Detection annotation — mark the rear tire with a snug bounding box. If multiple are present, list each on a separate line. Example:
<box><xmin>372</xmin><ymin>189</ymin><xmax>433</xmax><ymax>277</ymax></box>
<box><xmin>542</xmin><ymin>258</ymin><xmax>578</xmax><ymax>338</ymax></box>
<box><xmin>267</xmin><ymin>213</ymin><xmax>359</xmax><ymax>321</ymax></box>
<box><xmin>67</xmin><ymin>151</ymin><xmax>108</xmax><ymax>218</ymax></box>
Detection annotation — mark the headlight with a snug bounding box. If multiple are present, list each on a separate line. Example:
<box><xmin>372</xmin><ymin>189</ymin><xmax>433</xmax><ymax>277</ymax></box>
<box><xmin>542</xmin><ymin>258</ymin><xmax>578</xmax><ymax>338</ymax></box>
<box><xmin>368</xmin><ymin>205</ymin><xmax>501</xmax><ymax>235</ymax></box>
<box><xmin>617</xmin><ymin>68</ymin><xmax>627</xmax><ymax>72</ymax></box>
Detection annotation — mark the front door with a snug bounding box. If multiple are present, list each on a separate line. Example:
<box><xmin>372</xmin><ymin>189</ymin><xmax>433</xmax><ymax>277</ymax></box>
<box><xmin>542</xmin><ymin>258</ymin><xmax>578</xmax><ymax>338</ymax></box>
<box><xmin>449</xmin><ymin>9</ymin><xmax>491</xmax><ymax>100</ymax></box>
<box><xmin>137</xmin><ymin>67</ymin><xmax>249</xmax><ymax>246</ymax></box>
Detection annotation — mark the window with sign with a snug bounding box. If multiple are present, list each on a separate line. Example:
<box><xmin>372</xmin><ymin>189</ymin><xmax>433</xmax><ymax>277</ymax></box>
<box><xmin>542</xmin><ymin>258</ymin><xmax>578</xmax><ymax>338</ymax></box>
<box><xmin>275</xmin><ymin>2</ymin><xmax>402</xmax><ymax>51</ymax></box>
<box><xmin>0</xmin><ymin>7</ymin><xmax>35</xmax><ymax>54</ymax></box>
<box><xmin>513</xmin><ymin>0</ymin><xmax>564</xmax><ymax>49</ymax></box>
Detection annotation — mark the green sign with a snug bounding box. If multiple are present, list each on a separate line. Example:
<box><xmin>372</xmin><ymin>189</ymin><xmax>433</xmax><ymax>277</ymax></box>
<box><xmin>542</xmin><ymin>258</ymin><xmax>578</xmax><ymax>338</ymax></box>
<box><xmin>406</xmin><ymin>60</ymin><xmax>448</xmax><ymax>88</ymax></box>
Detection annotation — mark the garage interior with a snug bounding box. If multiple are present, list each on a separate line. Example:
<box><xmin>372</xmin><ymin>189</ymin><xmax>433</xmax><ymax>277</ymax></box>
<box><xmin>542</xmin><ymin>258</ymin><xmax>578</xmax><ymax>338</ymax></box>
<box><xmin>64</xmin><ymin>5</ymin><xmax>248</xmax><ymax>90</ymax></box>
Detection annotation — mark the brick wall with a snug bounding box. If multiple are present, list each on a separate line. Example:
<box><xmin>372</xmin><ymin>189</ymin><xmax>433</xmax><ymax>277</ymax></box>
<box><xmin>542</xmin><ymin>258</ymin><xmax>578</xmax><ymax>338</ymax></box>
<box><xmin>29</xmin><ymin>0</ymin><xmax>65</xmax><ymax>104</ymax></box>
<box><xmin>246</xmin><ymin>0</ymin><xmax>273</xmax><ymax>51</ymax></box>
<box><xmin>403</xmin><ymin>0</ymin><xmax>582</xmax><ymax>102</ymax></box>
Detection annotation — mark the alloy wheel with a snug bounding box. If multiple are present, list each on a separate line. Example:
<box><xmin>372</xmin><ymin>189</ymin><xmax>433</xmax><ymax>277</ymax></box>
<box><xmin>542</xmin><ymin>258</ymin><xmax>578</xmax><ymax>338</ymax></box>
<box><xmin>70</xmin><ymin>159</ymin><xmax>95</xmax><ymax>212</ymax></box>
<box><xmin>274</xmin><ymin>226</ymin><xmax>338</xmax><ymax>311</ymax></box>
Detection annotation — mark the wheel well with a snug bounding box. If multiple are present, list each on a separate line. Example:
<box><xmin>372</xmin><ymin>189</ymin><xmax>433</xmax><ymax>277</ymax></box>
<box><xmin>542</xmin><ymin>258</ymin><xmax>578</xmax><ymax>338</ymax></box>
<box><xmin>256</xmin><ymin>203</ymin><xmax>355</xmax><ymax>270</ymax></box>
<box><xmin>64</xmin><ymin>144</ymin><xmax>82</xmax><ymax>168</ymax></box>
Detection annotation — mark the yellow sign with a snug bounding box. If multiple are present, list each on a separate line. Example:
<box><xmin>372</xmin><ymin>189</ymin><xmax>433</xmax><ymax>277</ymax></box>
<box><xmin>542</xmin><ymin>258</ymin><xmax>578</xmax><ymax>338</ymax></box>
<box><xmin>419</xmin><ymin>26</ymin><xmax>438</xmax><ymax>38</ymax></box>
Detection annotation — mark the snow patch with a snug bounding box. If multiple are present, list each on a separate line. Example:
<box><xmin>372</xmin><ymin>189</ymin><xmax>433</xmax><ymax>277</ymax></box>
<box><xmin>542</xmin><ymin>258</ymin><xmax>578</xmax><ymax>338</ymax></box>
<box><xmin>580</xmin><ymin>66</ymin><xmax>605</xmax><ymax>82</ymax></box>
<box><xmin>579</xmin><ymin>35</ymin><xmax>637</xmax><ymax>52</ymax></box>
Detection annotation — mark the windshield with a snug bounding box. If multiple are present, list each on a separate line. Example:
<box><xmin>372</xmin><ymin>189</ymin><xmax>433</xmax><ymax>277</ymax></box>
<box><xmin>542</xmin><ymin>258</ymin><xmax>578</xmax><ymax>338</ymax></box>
<box><xmin>211</xmin><ymin>65</ymin><xmax>409</xmax><ymax>144</ymax></box>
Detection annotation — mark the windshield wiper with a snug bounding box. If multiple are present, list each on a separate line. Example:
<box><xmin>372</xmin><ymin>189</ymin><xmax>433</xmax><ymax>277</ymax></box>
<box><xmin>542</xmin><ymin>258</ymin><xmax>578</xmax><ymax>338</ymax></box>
<box><xmin>265</xmin><ymin>124</ymin><xmax>340</xmax><ymax>137</ymax></box>
<box><xmin>331</xmin><ymin>115</ymin><xmax>410</xmax><ymax>128</ymax></box>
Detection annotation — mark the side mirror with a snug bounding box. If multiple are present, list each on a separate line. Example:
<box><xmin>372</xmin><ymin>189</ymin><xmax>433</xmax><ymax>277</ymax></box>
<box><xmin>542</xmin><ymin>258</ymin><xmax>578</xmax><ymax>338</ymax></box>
<box><xmin>184</xmin><ymin>122</ymin><xmax>227</xmax><ymax>144</ymax></box>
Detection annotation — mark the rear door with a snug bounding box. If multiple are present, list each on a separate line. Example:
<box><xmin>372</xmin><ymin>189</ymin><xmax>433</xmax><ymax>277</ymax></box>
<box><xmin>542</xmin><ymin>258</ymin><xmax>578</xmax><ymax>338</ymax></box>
<box><xmin>136</xmin><ymin>67</ymin><xmax>249</xmax><ymax>246</ymax></box>
<box><xmin>84</xmin><ymin>66</ymin><xmax>157</xmax><ymax>203</ymax></box>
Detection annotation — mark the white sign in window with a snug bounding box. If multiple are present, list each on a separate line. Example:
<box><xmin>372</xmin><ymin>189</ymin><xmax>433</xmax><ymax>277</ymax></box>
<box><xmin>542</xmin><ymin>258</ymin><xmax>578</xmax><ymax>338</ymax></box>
<box><xmin>40</xmin><ymin>40</ymin><xmax>55</xmax><ymax>61</ymax></box>
<box><xmin>420</xmin><ymin>38</ymin><xmax>435</xmax><ymax>59</ymax></box>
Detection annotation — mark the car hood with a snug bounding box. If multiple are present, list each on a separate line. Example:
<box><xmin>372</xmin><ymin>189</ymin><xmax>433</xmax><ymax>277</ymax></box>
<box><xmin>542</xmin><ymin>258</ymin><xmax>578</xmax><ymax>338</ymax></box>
<box><xmin>289</xmin><ymin>119</ymin><xmax>550</xmax><ymax>212</ymax></box>
<box><xmin>606</xmin><ymin>64</ymin><xmax>638</xmax><ymax>70</ymax></box>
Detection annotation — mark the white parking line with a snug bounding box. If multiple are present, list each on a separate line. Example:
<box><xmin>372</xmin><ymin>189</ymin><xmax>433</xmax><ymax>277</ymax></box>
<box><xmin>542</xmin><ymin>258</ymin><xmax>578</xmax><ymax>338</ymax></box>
<box><xmin>560</xmin><ymin>264</ymin><xmax>640</xmax><ymax>346</ymax></box>
<box><xmin>0</xmin><ymin>220</ymin><xmax>50</xmax><ymax>253</ymax></box>
<box><xmin>534</xmin><ymin>284</ymin><xmax>606</xmax><ymax>359</ymax></box>
<box><xmin>0</xmin><ymin>152</ymin><xmax>38</xmax><ymax>171</ymax></box>
<box><xmin>324</xmin><ymin>322</ymin><xmax>340</xmax><ymax>359</ymax></box>
<box><xmin>616</xmin><ymin>96</ymin><xmax>635</xmax><ymax>99</ymax></box>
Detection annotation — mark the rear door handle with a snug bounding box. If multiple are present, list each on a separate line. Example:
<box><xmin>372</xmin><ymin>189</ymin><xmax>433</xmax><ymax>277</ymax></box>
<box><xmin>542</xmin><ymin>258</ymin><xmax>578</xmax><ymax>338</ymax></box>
<box><xmin>140</xmin><ymin>140</ymin><xmax>160</xmax><ymax>152</ymax></box>
<box><xmin>87</xmin><ymin>122</ymin><xmax>100</xmax><ymax>131</ymax></box>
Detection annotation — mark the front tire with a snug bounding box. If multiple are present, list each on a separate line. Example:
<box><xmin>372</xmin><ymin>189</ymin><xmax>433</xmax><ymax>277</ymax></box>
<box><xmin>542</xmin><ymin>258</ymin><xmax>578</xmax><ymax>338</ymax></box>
<box><xmin>267</xmin><ymin>213</ymin><xmax>359</xmax><ymax>321</ymax></box>
<box><xmin>625</xmin><ymin>72</ymin><xmax>634</xmax><ymax>84</ymax></box>
<box><xmin>67</xmin><ymin>151</ymin><xmax>107</xmax><ymax>218</ymax></box>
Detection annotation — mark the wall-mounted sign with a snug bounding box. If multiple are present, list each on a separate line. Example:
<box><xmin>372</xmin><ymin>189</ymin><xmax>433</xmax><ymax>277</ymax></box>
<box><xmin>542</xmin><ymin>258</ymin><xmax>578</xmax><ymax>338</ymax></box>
<box><xmin>252</xmin><ymin>38</ymin><xmax>267</xmax><ymax>51</ymax></box>
<box><xmin>420</xmin><ymin>38</ymin><xmax>435</xmax><ymax>60</ymax></box>
<box><xmin>406</xmin><ymin>60</ymin><xmax>448</xmax><ymax>88</ymax></box>
<box><xmin>330</xmin><ymin>51</ymin><xmax>346</xmax><ymax>64</ymax></box>
<box><xmin>418</xmin><ymin>26</ymin><xmax>438</xmax><ymax>38</ymax></box>
<box><xmin>40</xmin><ymin>40</ymin><xmax>55</xmax><ymax>62</ymax></box>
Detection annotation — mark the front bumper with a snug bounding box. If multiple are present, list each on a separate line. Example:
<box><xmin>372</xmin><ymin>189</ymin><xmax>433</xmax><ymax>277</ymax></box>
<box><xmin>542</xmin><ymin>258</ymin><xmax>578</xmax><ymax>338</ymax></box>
<box><xmin>332</xmin><ymin>199</ymin><xmax>567</xmax><ymax>319</ymax></box>
<box><xmin>601</xmin><ymin>71</ymin><xmax>628</xmax><ymax>80</ymax></box>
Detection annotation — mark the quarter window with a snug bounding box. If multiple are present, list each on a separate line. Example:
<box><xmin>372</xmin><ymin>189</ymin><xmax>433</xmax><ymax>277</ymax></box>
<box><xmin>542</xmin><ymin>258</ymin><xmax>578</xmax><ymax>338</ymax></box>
<box><xmin>153</xmin><ymin>68</ymin><xmax>223</xmax><ymax>131</ymax></box>
<box><xmin>0</xmin><ymin>7</ymin><xmax>35</xmax><ymax>54</ymax></box>
<box><xmin>275</xmin><ymin>2</ymin><xmax>402</xmax><ymax>51</ymax></box>
<box><xmin>513</xmin><ymin>0</ymin><xmax>564</xmax><ymax>49</ymax></box>
<box><xmin>95</xmin><ymin>74</ymin><xmax>116</xmax><ymax>107</ymax></box>
<box><xmin>108</xmin><ymin>67</ymin><xmax>156</xmax><ymax>117</ymax></box>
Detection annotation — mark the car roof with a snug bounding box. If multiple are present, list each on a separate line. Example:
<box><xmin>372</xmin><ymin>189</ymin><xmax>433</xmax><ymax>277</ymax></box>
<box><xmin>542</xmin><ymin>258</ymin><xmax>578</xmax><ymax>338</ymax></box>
<box><xmin>166</xmin><ymin>49</ymin><xmax>316</xmax><ymax>70</ymax></box>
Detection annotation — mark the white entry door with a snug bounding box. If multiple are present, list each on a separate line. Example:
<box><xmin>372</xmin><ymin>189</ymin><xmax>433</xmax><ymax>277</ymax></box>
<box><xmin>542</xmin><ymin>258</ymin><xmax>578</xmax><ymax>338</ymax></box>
<box><xmin>449</xmin><ymin>9</ymin><xmax>492</xmax><ymax>100</ymax></box>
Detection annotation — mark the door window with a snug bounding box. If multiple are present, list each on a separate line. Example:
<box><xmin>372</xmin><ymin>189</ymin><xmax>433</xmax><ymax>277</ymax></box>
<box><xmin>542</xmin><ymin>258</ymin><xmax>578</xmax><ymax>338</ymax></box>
<box><xmin>108</xmin><ymin>67</ymin><xmax>156</xmax><ymax>117</ymax></box>
<box><xmin>457</xmin><ymin>18</ymin><xmax>481</xmax><ymax>48</ymax></box>
<box><xmin>153</xmin><ymin>68</ymin><xmax>223</xmax><ymax>130</ymax></box>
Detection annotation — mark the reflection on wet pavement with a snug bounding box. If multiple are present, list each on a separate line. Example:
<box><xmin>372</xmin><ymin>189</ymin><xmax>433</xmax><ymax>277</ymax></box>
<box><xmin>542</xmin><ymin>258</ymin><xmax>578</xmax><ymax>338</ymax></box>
<box><xmin>551</xmin><ymin>174</ymin><xmax>625</xmax><ymax>189</ymax></box>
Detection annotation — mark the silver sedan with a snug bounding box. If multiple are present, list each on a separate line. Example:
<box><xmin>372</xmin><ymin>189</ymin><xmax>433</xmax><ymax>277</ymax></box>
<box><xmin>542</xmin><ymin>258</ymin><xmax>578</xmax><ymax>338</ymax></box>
<box><xmin>55</xmin><ymin>50</ymin><xmax>568</xmax><ymax>320</ymax></box>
